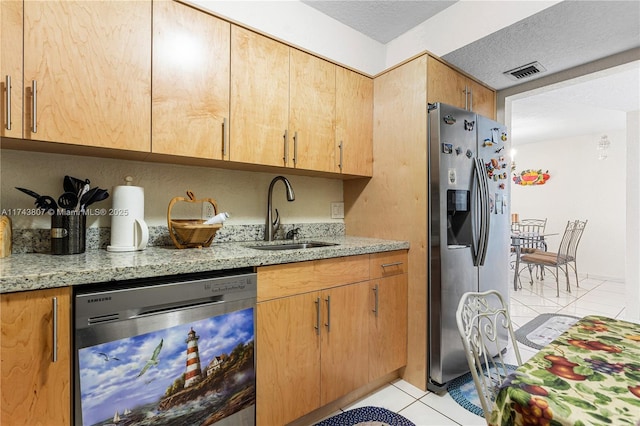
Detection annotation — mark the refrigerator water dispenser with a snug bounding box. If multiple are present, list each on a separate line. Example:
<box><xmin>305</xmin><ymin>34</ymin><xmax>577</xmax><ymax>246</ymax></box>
<box><xmin>446</xmin><ymin>189</ymin><xmax>472</xmax><ymax>247</ymax></box>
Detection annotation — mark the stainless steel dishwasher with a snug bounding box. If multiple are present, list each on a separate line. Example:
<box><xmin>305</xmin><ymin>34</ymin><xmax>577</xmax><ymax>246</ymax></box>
<box><xmin>74</xmin><ymin>268</ymin><xmax>256</xmax><ymax>426</ymax></box>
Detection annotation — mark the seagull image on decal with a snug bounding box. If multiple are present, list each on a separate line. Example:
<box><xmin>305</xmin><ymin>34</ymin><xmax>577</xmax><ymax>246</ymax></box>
<box><xmin>137</xmin><ymin>339</ymin><xmax>163</xmax><ymax>378</ymax></box>
<box><xmin>97</xmin><ymin>352</ymin><xmax>120</xmax><ymax>361</ymax></box>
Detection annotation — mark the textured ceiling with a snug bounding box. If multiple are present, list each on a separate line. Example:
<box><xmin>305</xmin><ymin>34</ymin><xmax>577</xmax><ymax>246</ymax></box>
<box><xmin>511</xmin><ymin>62</ymin><xmax>640</xmax><ymax>145</ymax></box>
<box><xmin>299</xmin><ymin>0</ymin><xmax>640</xmax><ymax>147</ymax></box>
<box><xmin>301</xmin><ymin>0</ymin><xmax>457</xmax><ymax>44</ymax></box>
<box><xmin>441</xmin><ymin>0</ymin><xmax>640</xmax><ymax>91</ymax></box>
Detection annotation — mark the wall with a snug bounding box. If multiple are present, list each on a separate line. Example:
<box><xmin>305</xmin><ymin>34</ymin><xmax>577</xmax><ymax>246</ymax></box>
<box><xmin>626</xmin><ymin>110</ymin><xmax>640</xmax><ymax>320</ymax></box>
<box><xmin>511</xmin><ymin>129</ymin><xmax>626</xmax><ymax>280</ymax></box>
<box><xmin>1</xmin><ymin>150</ymin><xmax>343</xmax><ymax>231</ymax></box>
<box><xmin>187</xmin><ymin>0</ymin><xmax>558</xmax><ymax>76</ymax></box>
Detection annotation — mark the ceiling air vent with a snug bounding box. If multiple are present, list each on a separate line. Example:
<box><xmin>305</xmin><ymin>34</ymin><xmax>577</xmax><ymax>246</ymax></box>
<box><xmin>504</xmin><ymin>62</ymin><xmax>547</xmax><ymax>81</ymax></box>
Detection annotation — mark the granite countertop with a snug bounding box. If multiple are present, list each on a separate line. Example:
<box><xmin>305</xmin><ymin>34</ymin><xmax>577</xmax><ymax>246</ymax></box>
<box><xmin>0</xmin><ymin>236</ymin><xmax>409</xmax><ymax>293</ymax></box>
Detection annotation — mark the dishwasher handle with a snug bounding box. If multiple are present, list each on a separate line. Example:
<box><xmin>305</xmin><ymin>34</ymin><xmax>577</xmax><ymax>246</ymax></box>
<box><xmin>128</xmin><ymin>296</ymin><xmax>224</xmax><ymax>320</ymax></box>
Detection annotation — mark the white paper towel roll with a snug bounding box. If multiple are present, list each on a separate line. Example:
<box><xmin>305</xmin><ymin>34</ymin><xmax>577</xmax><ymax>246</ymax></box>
<box><xmin>107</xmin><ymin>181</ymin><xmax>149</xmax><ymax>252</ymax></box>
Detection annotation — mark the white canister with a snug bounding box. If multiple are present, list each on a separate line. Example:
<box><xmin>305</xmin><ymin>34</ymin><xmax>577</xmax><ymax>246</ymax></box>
<box><xmin>107</xmin><ymin>176</ymin><xmax>149</xmax><ymax>252</ymax></box>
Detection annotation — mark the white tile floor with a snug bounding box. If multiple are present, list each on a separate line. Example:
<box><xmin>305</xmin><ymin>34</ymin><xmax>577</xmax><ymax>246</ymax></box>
<box><xmin>318</xmin><ymin>273</ymin><xmax>632</xmax><ymax>426</ymax></box>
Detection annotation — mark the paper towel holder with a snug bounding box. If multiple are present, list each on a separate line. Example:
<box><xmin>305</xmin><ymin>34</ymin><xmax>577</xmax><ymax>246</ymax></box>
<box><xmin>107</xmin><ymin>175</ymin><xmax>149</xmax><ymax>252</ymax></box>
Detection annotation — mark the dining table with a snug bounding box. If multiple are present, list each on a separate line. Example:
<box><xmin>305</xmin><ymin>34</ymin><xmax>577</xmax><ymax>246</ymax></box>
<box><xmin>490</xmin><ymin>315</ymin><xmax>640</xmax><ymax>426</ymax></box>
<box><xmin>511</xmin><ymin>232</ymin><xmax>557</xmax><ymax>291</ymax></box>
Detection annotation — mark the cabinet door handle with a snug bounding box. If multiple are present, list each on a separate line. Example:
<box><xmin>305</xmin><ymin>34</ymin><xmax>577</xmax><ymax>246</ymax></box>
<box><xmin>283</xmin><ymin>129</ymin><xmax>289</xmax><ymax>165</ymax></box>
<box><xmin>52</xmin><ymin>296</ymin><xmax>58</xmax><ymax>362</ymax></box>
<box><xmin>463</xmin><ymin>85</ymin><xmax>468</xmax><ymax>110</ymax></box>
<box><xmin>324</xmin><ymin>295</ymin><xmax>331</xmax><ymax>332</ymax></box>
<box><xmin>372</xmin><ymin>283</ymin><xmax>379</xmax><ymax>317</ymax></box>
<box><xmin>469</xmin><ymin>87</ymin><xmax>473</xmax><ymax>111</ymax></box>
<box><xmin>222</xmin><ymin>117</ymin><xmax>228</xmax><ymax>158</ymax></box>
<box><xmin>31</xmin><ymin>80</ymin><xmax>37</xmax><ymax>133</ymax></box>
<box><xmin>314</xmin><ymin>297</ymin><xmax>321</xmax><ymax>335</ymax></box>
<box><xmin>338</xmin><ymin>140</ymin><xmax>343</xmax><ymax>171</ymax></box>
<box><xmin>293</xmin><ymin>131</ymin><xmax>298</xmax><ymax>167</ymax></box>
<box><xmin>381</xmin><ymin>261</ymin><xmax>403</xmax><ymax>268</ymax></box>
<box><xmin>5</xmin><ymin>75</ymin><xmax>11</xmax><ymax>130</ymax></box>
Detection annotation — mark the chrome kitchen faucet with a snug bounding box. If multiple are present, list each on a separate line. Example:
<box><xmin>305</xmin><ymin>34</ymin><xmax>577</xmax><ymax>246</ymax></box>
<box><xmin>265</xmin><ymin>176</ymin><xmax>295</xmax><ymax>241</ymax></box>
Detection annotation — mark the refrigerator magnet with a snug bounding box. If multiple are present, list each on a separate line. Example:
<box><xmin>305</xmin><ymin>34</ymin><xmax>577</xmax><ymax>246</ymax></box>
<box><xmin>442</xmin><ymin>143</ymin><xmax>453</xmax><ymax>154</ymax></box>
<box><xmin>491</xmin><ymin>128</ymin><xmax>500</xmax><ymax>143</ymax></box>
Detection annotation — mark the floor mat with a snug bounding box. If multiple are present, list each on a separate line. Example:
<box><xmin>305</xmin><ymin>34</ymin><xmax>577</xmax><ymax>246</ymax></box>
<box><xmin>515</xmin><ymin>313</ymin><xmax>580</xmax><ymax>350</ymax></box>
<box><xmin>314</xmin><ymin>406</ymin><xmax>415</xmax><ymax>426</ymax></box>
<box><xmin>447</xmin><ymin>364</ymin><xmax>518</xmax><ymax>418</ymax></box>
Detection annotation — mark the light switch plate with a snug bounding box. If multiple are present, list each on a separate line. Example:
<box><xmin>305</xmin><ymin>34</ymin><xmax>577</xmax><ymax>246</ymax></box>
<box><xmin>331</xmin><ymin>202</ymin><xmax>344</xmax><ymax>219</ymax></box>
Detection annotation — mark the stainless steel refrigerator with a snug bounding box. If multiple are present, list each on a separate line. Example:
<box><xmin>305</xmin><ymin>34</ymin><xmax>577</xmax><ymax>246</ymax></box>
<box><xmin>427</xmin><ymin>102</ymin><xmax>510</xmax><ymax>391</ymax></box>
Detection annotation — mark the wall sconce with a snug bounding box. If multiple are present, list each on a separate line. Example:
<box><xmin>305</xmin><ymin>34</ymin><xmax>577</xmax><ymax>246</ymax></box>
<box><xmin>597</xmin><ymin>135</ymin><xmax>610</xmax><ymax>160</ymax></box>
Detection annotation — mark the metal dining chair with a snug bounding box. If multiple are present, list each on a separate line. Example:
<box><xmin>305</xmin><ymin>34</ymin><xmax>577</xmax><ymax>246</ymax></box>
<box><xmin>511</xmin><ymin>218</ymin><xmax>548</xmax><ymax>280</ymax></box>
<box><xmin>567</xmin><ymin>220</ymin><xmax>587</xmax><ymax>287</ymax></box>
<box><xmin>456</xmin><ymin>290</ymin><xmax>522</xmax><ymax>424</ymax></box>
<box><xmin>518</xmin><ymin>220</ymin><xmax>576</xmax><ymax>297</ymax></box>
<box><xmin>534</xmin><ymin>219</ymin><xmax>587</xmax><ymax>288</ymax></box>
<box><xmin>518</xmin><ymin>218</ymin><xmax>548</xmax><ymax>253</ymax></box>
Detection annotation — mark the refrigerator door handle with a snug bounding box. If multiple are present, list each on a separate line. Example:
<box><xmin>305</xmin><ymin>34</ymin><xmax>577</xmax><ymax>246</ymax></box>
<box><xmin>476</xmin><ymin>158</ymin><xmax>491</xmax><ymax>266</ymax></box>
<box><xmin>472</xmin><ymin>158</ymin><xmax>483</xmax><ymax>266</ymax></box>
<box><xmin>473</xmin><ymin>158</ymin><xmax>490</xmax><ymax>266</ymax></box>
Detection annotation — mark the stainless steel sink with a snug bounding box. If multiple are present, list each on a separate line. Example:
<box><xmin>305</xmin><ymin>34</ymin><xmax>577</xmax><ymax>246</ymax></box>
<box><xmin>248</xmin><ymin>241</ymin><xmax>338</xmax><ymax>251</ymax></box>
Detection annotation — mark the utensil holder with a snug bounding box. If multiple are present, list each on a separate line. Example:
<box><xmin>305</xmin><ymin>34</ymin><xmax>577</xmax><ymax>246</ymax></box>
<box><xmin>51</xmin><ymin>213</ymin><xmax>86</xmax><ymax>255</ymax></box>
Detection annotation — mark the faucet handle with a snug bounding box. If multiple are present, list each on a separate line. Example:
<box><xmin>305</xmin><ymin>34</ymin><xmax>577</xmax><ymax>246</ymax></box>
<box><xmin>273</xmin><ymin>208</ymin><xmax>280</xmax><ymax>228</ymax></box>
<box><xmin>286</xmin><ymin>227</ymin><xmax>300</xmax><ymax>240</ymax></box>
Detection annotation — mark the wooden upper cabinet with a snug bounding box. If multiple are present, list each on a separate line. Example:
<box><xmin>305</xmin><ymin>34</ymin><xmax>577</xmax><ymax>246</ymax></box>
<box><xmin>336</xmin><ymin>67</ymin><xmax>373</xmax><ymax>176</ymax></box>
<box><xmin>230</xmin><ymin>25</ymin><xmax>289</xmax><ymax>167</ymax></box>
<box><xmin>1</xmin><ymin>0</ymin><xmax>23</xmax><ymax>139</ymax></box>
<box><xmin>289</xmin><ymin>49</ymin><xmax>336</xmax><ymax>172</ymax></box>
<box><xmin>1</xmin><ymin>287</ymin><xmax>72</xmax><ymax>426</ymax></box>
<box><xmin>427</xmin><ymin>57</ymin><xmax>467</xmax><ymax>110</ymax></box>
<box><xmin>427</xmin><ymin>56</ymin><xmax>496</xmax><ymax>119</ymax></box>
<box><xmin>152</xmin><ymin>1</ymin><xmax>230</xmax><ymax>160</ymax></box>
<box><xmin>23</xmin><ymin>1</ymin><xmax>151</xmax><ymax>151</ymax></box>
<box><xmin>466</xmin><ymin>78</ymin><xmax>496</xmax><ymax>119</ymax></box>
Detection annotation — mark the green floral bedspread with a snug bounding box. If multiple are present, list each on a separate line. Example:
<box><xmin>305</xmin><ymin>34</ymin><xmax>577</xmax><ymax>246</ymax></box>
<box><xmin>490</xmin><ymin>315</ymin><xmax>640</xmax><ymax>426</ymax></box>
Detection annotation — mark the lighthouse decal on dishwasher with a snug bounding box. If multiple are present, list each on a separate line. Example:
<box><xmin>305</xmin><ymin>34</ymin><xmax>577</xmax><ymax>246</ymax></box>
<box><xmin>184</xmin><ymin>328</ymin><xmax>203</xmax><ymax>388</ymax></box>
<box><xmin>76</xmin><ymin>308</ymin><xmax>255</xmax><ymax>426</ymax></box>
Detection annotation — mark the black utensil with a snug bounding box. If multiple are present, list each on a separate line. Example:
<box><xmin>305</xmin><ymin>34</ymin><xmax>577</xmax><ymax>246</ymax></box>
<box><xmin>84</xmin><ymin>188</ymin><xmax>109</xmax><ymax>208</ymax></box>
<box><xmin>64</xmin><ymin>176</ymin><xmax>90</xmax><ymax>195</ymax></box>
<box><xmin>58</xmin><ymin>192</ymin><xmax>78</xmax><ymax>210</ymax></box>
<box><xmin>79</xmin><ymin>187</ymin><xmax>100</xmax><ymax>210</ymax></box>
<box><xmin>63</xmin><ymin>175</ymin><xmax>76</xmax><ymax>194</ymax></box>
<box><xmin>15</xmin><ymin>187</ymin><xmax>58</xmax><ymax>213</ymax></box>
<box><xmin>15</xmin><ymin>187</ymin><xmax>40</xmax><ymax>199</ymax></box>
<box><xmin>76</xmin><ymin>183</ymin><xmax>90</xmax><ymax>210</ymax></box>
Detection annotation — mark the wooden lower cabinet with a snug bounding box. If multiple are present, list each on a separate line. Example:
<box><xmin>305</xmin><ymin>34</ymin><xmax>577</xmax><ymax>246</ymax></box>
<box><xmin>1</xmin><ymin>286</ymin><xmax>72</xmax><ymax>426</ymax></box>
<box><xmin>256</xmin><ymin>281</ymin><xmax>369</xmax><ymax>426</ymax></box>
<box><xmin>320</xmin><ymin>282</ymin><xmax>370</xmax><ymax>404</ymax></box>
<box><xmin>256</xmin><ymin>251</ymin><xmax>408</xmax><ymax>425</ymax></box>
<box><xmin>256</xmin><ymin>291</ymin><xmax>321</xmax><ymax>425</ymax></box>
<box><xmin>369</xmin><ymin>273</ymin><xmax>408</xmax><ymax>380</ymax></box>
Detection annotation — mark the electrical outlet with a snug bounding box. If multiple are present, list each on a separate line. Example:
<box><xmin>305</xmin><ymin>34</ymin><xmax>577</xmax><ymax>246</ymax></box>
<box><xmin>202</xmin><ymin>203</ymin><xmax>215</xmax><ymax>220</ymax></box>
<box><xmin>331</xmin><ymin>202</ymin><xmax>344</xmax><ymax>219</ymax></box>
